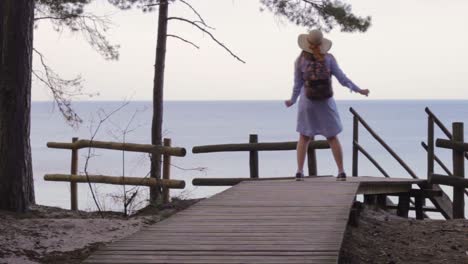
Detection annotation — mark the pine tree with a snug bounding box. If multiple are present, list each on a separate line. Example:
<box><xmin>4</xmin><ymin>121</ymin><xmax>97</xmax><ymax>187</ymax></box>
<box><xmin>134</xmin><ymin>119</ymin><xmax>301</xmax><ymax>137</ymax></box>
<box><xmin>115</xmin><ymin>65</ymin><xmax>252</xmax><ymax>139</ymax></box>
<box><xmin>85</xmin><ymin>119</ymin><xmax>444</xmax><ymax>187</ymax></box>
<box><xmin>0</xmin><ymin>0</ymin><xmax>36</xmax><ymax>212</ymax></box>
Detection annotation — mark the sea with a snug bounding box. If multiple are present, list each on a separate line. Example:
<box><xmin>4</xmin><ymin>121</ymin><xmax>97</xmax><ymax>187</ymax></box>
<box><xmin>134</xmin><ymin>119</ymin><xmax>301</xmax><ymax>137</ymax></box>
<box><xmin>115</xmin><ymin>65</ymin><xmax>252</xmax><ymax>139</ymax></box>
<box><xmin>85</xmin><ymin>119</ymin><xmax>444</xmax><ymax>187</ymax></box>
<box><xmin>31</xmin><ymin>100</ymin><xmax>468</xmax><ymax>216</ymax></box>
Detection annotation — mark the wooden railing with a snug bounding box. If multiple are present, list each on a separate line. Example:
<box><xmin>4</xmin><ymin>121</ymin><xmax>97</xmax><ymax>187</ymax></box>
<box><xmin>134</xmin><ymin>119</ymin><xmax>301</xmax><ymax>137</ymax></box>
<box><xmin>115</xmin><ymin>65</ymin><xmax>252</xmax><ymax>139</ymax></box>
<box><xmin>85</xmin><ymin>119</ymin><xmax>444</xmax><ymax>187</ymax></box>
<box><xmin>350</xmin><ymin>107</ymin><xmax>454</xmax><ymax>219</ymax></box>
<box><xmin>191</xmin><ymin>134</ymin><xmax>330</xmax><ymax>186</ymax></box>
<box><xmin>424</xmin><ymin>107</ymin><xmax>468</xmax><ymax>201</ymax></box>
<box><xmin>350</xmin><ymin>107</ymin><xmax>418</xmax><ymax>179</ymax></box>
<box><xmin>45</xmin><ymin>137</ymin><xmax>186</xmax><ymax>210</ymax></box>
<box><xmin>429</xmin><ymin>122</ymin><xmax>467</xmax><ymax>219</ymax></box>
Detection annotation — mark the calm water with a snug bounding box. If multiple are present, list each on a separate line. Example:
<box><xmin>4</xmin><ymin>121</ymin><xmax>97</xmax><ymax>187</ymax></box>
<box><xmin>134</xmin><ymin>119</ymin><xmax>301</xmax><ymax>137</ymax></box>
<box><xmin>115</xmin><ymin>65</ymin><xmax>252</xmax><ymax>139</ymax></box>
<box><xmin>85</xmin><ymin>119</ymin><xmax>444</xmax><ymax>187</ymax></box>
<box><xmin>31</xmin><ymin>100</ymin><xmax>468</xmax><ymax>214</ymax></box>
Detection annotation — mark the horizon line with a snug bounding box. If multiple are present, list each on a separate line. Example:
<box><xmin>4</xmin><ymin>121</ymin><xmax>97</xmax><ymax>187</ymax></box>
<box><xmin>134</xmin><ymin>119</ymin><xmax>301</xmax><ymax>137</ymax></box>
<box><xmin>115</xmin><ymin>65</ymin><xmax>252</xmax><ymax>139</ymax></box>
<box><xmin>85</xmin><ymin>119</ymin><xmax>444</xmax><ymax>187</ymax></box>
<box><xmin>31</xmin><ymin>98</ymin><xmax>468</xmax><ymax>102</ymax></box>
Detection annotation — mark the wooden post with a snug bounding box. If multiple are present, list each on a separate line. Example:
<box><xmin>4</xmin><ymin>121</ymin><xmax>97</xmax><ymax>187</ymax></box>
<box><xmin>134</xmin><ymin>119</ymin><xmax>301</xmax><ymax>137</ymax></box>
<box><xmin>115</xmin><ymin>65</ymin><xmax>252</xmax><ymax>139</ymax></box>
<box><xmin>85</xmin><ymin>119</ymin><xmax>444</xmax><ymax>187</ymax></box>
<box><xmin>352</xmin><ymin>115</ymin><xmax>359</xmax><ymax>177</ymax></box>
<box><xmin>249</xmin><ymin>134</ymin><xmax>259</xmax><ymax>178</ymax></box>
<box><xmin>415</xmin><ymin>193</ymin><xmax>424</xmax><ymax>220</ymax></box>
<box><xmin>363</xmin><ymin>195</ymin><xmax>375</xmax><ymax>206</ymax></box>
<box><xmin>70</xmin><ymin>137</ymin><xmax>78</xmax><ymax>211</ymax></box>
<box><xmin>425</xmin><ymin>115</ymin><xmax>435</xmax><ymax>208</ymax></box>
<box><xmin>162</xmin><ymin>138</ymin><xmax>171</xmax><ymax>204</ymax></box>
<box><xmin>427</xmin><ymin>116</ymin><xmax>434</xmax><ymax>182</ymax></box>
<box><xmin>376</xmin><ymin>195</ymin><xmax>387</xmax><ymax>209</ymax></box>
<box><xmin>397</xmin><ymin>193</ymin><xmax>410</xmax><ymax>218</ymax></box>
<box><xmin>307</xmin><ymin>146</ymin><xmax>317</xmax><ymax>176</ymax></box>
<box><xmin>452</xmin><ymin>122</ymin><xmax>465</xmax><ymax>219</ymax></box>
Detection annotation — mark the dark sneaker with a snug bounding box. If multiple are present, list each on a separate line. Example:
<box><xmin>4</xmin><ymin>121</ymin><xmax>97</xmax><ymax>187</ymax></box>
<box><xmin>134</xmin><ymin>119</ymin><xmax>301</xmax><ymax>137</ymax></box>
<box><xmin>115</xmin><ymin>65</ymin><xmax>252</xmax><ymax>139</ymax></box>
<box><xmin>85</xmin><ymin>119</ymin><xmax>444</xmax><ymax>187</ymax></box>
<box><xmin>337</xmin><ymin>172</ymin><xmax>347</xmax><ymax>181</ymax></box>
<box><xmin>295</xmin><ymin>172</ymin><xmax>304</xmax><ymax>181</ymax></box>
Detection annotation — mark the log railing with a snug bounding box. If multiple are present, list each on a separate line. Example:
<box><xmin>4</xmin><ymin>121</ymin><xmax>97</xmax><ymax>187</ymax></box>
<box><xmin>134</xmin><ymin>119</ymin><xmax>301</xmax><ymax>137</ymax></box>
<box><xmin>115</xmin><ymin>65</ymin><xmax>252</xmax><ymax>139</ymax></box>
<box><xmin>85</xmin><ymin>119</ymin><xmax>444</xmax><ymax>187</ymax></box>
<box><xmin>350</xmin><ymin>107</ymin><xmax>418</xmax><ymax>179</ymax></box>
<box><xmin>44</xmin><ymin>137</ymin><xmax>186</xmax><ymax>210</ymax></box>
<box><xmin>191</xmin><ymin>134</ymin><xmax>330</xmax><ymax>186</ymax></box>
<box><xmin>430</xmin><ymin>122</ymin><xmax>467</xmax><ymax>219</ymax></box>
<box><xmin>350</xmin><ymin>107</ymin><xmax>454</xmax><ymax>219</ymax></box>
<box><xmin>423</xmin><ymin>107</ymin><xmax>468</xmax><ymax>199</ymax></box>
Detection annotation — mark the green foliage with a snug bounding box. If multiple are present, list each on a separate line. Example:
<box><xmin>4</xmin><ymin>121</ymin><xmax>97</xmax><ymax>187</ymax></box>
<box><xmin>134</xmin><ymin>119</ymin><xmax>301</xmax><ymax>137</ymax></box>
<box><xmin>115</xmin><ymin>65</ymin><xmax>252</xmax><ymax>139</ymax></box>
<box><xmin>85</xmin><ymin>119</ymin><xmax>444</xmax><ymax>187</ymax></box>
<box><xmin>260</xmin><ymin>0</ymin><xmax>371</xmax><ymax>32</ymax></box>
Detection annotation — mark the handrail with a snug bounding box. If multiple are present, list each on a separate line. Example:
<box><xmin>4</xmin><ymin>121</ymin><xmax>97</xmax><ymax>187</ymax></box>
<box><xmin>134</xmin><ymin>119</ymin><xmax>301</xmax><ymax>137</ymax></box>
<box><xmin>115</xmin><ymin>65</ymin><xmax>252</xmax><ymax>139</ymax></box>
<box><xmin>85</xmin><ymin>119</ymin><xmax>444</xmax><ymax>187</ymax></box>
<box><xmin>350</xmin><ymin>107</ymin><xmax>418</xmax><ymax>179</ymax></box>
<box><xmin>354</xmin><ymin>141</ymin><xmax>389</xmax><ymax>178</ymax></box>
<box><xmin>431</xmin><ymin>174</ymin><xmax>468</xmax><ymax>188</ymax></box>
<box><xmin>46</xmin><ymin>137</ymin><xmax>180</xmax><ymax>211</ymax></box>
<box><xmin>433</xmin><ymin>122</ymin><xmax>465</xmax><ymax>219</ymax></box>
<box><xmin>192</xmin><ymin>135</ymin><xmax>329</xmax><ymax>178</ymax></box>
<box><xmin>421</xmin><ymin>142</ymin><xmax>452</xmax><ymax>176</ymax></box>
<box><xmin>425</xmin><ymin>108</ymin><xmax>468</xmax><ymax>199</ymax></box>
<box><xmin>436</xmin><ymin>139</ymin><xmax>468</xmax><ymax>152</ymax></box>
<box><xmin>44</xmin><ymin>174</ymin><xmax>185</xmax><ymax>189</ymax></box>
<box><xmin>350</xmin><ymin>107</ymin><xmax>455</xmax><ymax>219</ymax></box>
<box><xmin>425</xmin><ymin>107</ymin><xmax>452</xmax><ymax>138</ymax></box>
<box><xmin>192</xmin><ymin>140</ymin><xmax>329</xmax><ymax>153</ymax></box>
<box><xmin>425</xmin><ymin>107</ymin><xmax>468</xmax><ymax>160</ymax></box>
<box><xmin>47</xmin><ymin>139</ymin><xmax>186</xmax><ymax>157</ymax></box>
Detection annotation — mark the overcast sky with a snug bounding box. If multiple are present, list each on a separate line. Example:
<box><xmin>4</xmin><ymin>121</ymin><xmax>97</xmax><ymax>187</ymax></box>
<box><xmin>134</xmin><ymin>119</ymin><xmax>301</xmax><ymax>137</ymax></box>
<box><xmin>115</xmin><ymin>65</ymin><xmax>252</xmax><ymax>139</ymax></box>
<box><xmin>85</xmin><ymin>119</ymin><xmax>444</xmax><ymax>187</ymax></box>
<box><xmin>32</xmin><ymin>0</ymin><xmax>468</xmax><ymax>101</ymax></box>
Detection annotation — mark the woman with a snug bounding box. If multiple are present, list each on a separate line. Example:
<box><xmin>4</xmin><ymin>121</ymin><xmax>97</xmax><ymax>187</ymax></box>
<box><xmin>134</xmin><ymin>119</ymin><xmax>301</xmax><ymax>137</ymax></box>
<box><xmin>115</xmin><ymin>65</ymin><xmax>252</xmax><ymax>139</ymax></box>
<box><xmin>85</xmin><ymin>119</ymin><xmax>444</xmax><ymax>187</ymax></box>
<box><xmin>285</xmin><ymin>30</ymin><xmax>370</xmax><ymax>181</ymax></box>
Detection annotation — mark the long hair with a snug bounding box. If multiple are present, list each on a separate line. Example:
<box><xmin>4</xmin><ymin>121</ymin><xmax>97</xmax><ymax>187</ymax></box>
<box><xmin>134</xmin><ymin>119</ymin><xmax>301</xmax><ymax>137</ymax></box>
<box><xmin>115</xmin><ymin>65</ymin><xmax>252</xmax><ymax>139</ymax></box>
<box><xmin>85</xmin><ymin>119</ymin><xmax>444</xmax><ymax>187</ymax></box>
<box><xmin>295</xmin><ymin>46</ymin><xmax>325</xmax><ymax>69</ymax></box>
<box><xmin>300</xmin><ymin>45</ymin><xmax>325</xmax><ymax>62</ymax></box>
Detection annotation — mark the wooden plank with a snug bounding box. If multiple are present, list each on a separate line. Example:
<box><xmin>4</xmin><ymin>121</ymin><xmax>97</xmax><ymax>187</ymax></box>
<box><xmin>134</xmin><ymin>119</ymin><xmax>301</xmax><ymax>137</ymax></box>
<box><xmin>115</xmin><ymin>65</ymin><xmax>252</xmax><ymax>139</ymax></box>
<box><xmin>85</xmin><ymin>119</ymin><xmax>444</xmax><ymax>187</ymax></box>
<box><xmin>84</xmin><ymin>178</ymin><xmax>365</xmax><ymax>263</ymax></box>
<box><xmin>357</xmin><ymin>183</ymin><xmax>411</xmax><ymax>195</ymax></box>
<box><xmin>85</xmin><ymin>257</ymin><xmax>337</xmax><ymax>264</ymax></box>
<box><xmin>93</xmin><ymin>251</ymin><xmax>338</xmax><ymax>256</ymax></box>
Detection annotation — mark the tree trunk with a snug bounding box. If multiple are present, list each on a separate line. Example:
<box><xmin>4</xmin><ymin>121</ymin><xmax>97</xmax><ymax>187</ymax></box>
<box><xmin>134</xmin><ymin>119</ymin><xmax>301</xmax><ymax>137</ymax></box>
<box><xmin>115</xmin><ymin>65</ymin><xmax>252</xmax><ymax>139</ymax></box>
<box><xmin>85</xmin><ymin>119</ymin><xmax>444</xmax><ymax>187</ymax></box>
<box><xmin>0</xmin><ymin>0</ymin><xmax>36</xmax><ymax>212</ymax></box>
<box><xmin>150</xmin><ymin>0</ymin><xmax>168</xmax><ymax>203</ymax></box>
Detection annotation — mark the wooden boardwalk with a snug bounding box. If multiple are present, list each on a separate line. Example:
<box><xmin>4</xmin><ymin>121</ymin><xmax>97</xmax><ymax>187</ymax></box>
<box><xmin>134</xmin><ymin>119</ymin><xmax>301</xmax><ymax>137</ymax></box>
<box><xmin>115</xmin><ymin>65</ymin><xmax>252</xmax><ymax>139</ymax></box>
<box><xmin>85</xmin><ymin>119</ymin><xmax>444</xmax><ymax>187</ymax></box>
<box><xmin>84</xmin><ymin>177</ymin><xmax>424</xmax><ymax>264</ymax></box>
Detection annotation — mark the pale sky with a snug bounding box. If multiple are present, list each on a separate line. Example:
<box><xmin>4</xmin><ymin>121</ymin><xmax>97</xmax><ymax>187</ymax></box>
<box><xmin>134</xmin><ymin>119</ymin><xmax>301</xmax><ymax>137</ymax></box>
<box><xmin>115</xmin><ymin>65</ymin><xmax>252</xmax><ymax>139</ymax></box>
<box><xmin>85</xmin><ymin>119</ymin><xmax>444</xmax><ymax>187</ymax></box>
<box><xmin>33</xmin><ymin>0</ymin><xmax>468</xmax><ymax>101</ymax></box>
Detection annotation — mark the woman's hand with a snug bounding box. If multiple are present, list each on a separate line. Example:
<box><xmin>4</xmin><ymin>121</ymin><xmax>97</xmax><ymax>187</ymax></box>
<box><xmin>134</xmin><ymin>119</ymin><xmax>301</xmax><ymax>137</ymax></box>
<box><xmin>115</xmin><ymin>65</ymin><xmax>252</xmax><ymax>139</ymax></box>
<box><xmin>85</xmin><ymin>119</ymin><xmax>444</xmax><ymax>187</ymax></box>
<box><xmin>284</xmin><ymin>99</ymin><xmax>294</xmax><ymax>107</ymax></box>
<box><xmin>358</xmin><ymin>89</ymin><xmax>370</xmax><ymax>97</ymax></box>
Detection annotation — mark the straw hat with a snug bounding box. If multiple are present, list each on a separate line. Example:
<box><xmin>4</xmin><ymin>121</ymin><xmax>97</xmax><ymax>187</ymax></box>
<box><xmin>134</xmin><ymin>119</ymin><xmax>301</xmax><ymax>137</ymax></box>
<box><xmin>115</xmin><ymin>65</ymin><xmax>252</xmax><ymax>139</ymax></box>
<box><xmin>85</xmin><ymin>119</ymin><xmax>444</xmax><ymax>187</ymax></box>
<box><xmin>298</xmin><ymin>29</ymin><xmax>332</xmax><ymax>54</ymax></box>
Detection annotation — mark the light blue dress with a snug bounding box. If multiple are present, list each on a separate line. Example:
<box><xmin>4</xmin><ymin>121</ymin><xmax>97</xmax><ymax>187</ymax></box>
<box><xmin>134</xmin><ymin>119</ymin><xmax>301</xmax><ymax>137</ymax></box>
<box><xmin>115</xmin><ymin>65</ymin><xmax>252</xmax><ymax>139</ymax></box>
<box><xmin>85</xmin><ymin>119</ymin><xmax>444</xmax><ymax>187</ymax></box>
<box><xmin>290</xmin><ymin>54</ymin><xmax>360</xmax><ymax>138</ymax></box>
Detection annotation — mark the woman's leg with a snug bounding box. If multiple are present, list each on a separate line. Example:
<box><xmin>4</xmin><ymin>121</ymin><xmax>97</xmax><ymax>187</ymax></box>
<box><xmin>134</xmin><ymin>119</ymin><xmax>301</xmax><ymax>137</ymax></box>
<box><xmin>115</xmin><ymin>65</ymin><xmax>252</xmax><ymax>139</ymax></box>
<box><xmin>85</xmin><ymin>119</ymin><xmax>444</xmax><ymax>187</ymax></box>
<box><xmin>297</xmin><ymin>134</ymin><xmax>311</xmax><ymax>173</ymax></box>
<box><xmin>327</xmin><ymin>135</ymin><xmax>345</xmax><ymax>174</ymax></box>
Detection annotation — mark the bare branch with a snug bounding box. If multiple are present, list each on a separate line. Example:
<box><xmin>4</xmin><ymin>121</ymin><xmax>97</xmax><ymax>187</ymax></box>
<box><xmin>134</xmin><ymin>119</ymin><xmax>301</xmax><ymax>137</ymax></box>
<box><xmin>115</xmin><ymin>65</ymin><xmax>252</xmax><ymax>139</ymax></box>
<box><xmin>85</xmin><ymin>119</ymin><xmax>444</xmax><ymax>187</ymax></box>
<box><xmin>167</xmin><ymin>34</ymin><xmax>200</xmax><ymax>49</ymax></box>
<box><xmin>167</xmin><ymin>16</ymin><xmax>246</xmax><ymax>63</ymax></box>
<box><xmin>177</xmin><ymin>0</ymin><xmax>214</xmax><ymax>29</ymax></box>
<box><xmin>82</xmin><ymin>100</ymin><xmax>131</xmax><ymax>215</ymax></box>
<box><xmin>32</xmin><ymin>48</ymin><xmax>97</xmax><ymax>128</ymax></box>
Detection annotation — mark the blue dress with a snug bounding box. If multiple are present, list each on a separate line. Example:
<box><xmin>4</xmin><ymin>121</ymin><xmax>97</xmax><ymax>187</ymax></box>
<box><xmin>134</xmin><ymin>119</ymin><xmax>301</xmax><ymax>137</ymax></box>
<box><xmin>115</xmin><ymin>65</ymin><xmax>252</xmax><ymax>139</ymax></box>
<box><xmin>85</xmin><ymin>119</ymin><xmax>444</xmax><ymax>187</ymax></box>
<box><xmin>290</xmin><ymin>54</ymin><xmax>360</xmax><ymax>138</ymax></box>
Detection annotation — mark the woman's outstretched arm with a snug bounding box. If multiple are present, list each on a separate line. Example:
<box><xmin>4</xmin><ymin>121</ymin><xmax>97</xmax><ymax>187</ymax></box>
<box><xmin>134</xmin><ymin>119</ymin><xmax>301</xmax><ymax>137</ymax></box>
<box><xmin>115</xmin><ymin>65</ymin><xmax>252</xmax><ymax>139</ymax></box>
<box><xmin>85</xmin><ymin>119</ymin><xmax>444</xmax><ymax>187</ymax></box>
<box><xmin>329</xmin><ymin>54</ymin><xmax>368</xmax><ymax>96</ymax></box>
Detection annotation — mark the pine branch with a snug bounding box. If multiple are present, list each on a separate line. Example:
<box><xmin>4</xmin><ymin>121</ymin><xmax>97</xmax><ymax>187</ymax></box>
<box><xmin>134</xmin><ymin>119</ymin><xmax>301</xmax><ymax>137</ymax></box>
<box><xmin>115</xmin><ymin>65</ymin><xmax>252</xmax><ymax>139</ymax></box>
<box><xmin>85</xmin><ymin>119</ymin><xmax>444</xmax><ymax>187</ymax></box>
<box><xmin>32</xmin><ymin>48</ymin><xmax>92</xmax><ymax>128</ymax></box>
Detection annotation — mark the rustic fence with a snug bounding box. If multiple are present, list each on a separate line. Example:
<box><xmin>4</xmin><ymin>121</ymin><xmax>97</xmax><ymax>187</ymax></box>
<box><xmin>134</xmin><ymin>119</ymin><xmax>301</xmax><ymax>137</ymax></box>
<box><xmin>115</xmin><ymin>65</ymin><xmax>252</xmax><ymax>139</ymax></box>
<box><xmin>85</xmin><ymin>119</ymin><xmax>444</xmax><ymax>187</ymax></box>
<box><xmin>44</xmin><ymin>137</ymin><xmax>186</xmax><ymax>210</ymax></box>
<box><xmin>191</xmin><ymin>134</ymin><xmax>330</xmax><ymax>186</ymax></box>
<box><xmin>428</xmin><ymin>121</ymin><xmax>467</xmax><ymax>219</ymax></box>
<box><xmin>350</xmin><ymin>107</ymin><xmax>456</xmax><ymax>219</ymax></box>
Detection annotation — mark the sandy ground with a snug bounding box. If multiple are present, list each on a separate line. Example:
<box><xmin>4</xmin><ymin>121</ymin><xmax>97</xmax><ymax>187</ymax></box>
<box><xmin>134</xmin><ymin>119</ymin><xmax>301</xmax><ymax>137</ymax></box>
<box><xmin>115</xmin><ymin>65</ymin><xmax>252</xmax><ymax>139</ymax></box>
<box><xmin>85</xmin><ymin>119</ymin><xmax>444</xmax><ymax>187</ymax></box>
<box><xmin>1</xmin><ymin>201</ymin><xmax>467</xmax><ymax>264</ymax></box>
<box><xmin>0</xmin><ymin>199</ymin><xmax>200</xmax><ymax>264</ymax></box>
<box><xmin>340</xmin><ymin>207</ymin><xmax>468</xmax><ymax>264</ymax></box>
